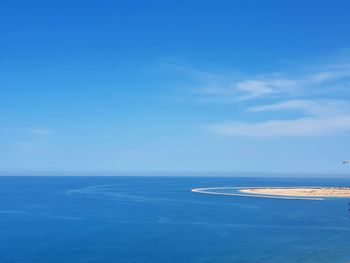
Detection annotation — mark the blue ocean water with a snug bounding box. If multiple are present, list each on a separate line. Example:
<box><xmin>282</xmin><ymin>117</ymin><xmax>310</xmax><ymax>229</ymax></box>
<box><xmin>0</xmin><ymin>176</ymin><xmax>350</xmax><ymax>263</ymax></box>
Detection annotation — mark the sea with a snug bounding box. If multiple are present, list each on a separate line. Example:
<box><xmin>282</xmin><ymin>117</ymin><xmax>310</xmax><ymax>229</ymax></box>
<box><xmin>0</xmin><ymin>176</ymin><xmax>350</xmax><ymax>263</ymax></box>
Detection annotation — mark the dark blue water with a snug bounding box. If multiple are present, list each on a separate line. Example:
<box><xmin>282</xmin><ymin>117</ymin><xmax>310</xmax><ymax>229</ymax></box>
<box><xmin>0</xmin><ymin>176</ymin><xmax>350</xmax><ymax>263</ymax></box>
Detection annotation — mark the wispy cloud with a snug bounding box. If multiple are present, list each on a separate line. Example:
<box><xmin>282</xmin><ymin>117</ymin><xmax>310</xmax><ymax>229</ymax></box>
<box><xmin>194</xmin><ymin>66</ymin><xmax>350</xmax><ymax>102</ymax></box>
<box><xmin>166</xmin><ymin>52</ymin><xmax>350</xmax><ymax>103</ymax></box>
<box><xmin>209</xmin><ymin>115</ymin><xmax>350</xmax><ymax>137</ymax></box>
<box><xmin>249</xmin><ymin>99</ymin><xmax>349</xmax><ymax>117</ymax></box>
<box><xmin>209</xmin><ymin>98</ymin><xmax>350</xmax><ymax>137</ymax></box>
<box><xmin>27</xmin><ymin>128</ymin><xmax>53</xmax><ymax>135</ymax></box>
<box><xmin>154</xmin><ymin>51</ymin><xmax>350</xmax><ymax>137</ymax></box>
<box><xmin>159</xmin><ymin>55</ymin><xmax>350</xmax><ymax>106</ymax></box>
<box><xmin>163</xmin><ymin>50</ymin><xmax>350</xmax><ymax>137</ymax></box>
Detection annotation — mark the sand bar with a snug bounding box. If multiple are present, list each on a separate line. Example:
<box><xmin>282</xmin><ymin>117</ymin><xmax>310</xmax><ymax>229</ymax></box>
<box><xmin>191</xmin><ymin>187</ymin><xmax>350</xmax><ymax>200</ymax></box>
<box><xmin>239</xmin><ymin>188</ymin><xmax>350</xmax><ymax>198</ymax></box>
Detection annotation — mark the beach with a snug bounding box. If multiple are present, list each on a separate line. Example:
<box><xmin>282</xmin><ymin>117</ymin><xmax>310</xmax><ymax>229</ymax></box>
<box><xmin>239</xmin><ymin>187</ymin><xmax>350</xmax><ymax>198</ymax></box>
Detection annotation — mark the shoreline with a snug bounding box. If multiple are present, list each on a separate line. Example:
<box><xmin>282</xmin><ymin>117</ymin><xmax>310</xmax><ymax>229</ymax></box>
<box><xmin>191</xmin><ymin>187</ymin><xmax>350</xmax><ymax>200</ymax></box>
<box><xmin>239</xmin><ymin>187</ymin><xmax>350</xmax><ymax>198</ymax></box>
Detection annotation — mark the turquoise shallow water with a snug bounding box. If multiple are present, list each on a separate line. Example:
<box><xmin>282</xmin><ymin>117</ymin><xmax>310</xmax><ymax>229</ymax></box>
<box><xmin>0</xmin><ymin>176</ymin><xmax>350</xmax><ymax>263</ymax></box>
<box><xmin>191</xmin><ymin>186</ymin><xmax>338</xmax><ymax>200</ymax></box>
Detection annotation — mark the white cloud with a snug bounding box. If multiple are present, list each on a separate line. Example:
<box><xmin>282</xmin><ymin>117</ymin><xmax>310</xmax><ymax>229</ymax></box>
<box><xmin>306</xmin><ymin>67</ymin><xmax>350</xmax><ymax>83</ymax></box>
<box><xmin>209</xmin><ymin>99</ymin><xmax>350</xmax><ymax>137</ymax></box>
<box><xmin>184</xmin><ymin>58</ymin><xmax>350</xmax><ymax>102</ymax></box>
<box><xmin>160</xmin><ymin>51</ymin><xmax>350</xmax><ymax>137</ymax></box>
<box><xmin>249</xmin><ymin>99</ymin><xmax>349</xmax><ymax>117</ymax></box>
<box><xmin>159</xmin><ymin>50</ymin><xmax>350</xmax><ymax>103</ymax></box>
<box><xmin>235</xmin><ymin>80</ymin><xmax>275</xmax><ymax>100</ymax></box>
<box><xmin>209</xmin><ymin>115</ymin><xmax>350</xmax><ymax>137</ymax></box>
<box><xmin>225</xmin><ymin>67</ymin><xmax>350</xmax><ymax>101</ymax></box>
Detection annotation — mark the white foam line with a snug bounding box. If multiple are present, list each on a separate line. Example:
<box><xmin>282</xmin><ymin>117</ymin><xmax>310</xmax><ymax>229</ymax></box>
<box><xmin>191</xmin><ymin>187</ymin><xmax>324</xmax><ymax>201</ymax></box>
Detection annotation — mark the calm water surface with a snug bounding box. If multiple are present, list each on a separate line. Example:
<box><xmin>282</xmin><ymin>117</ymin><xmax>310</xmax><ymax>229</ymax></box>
<box><xmin>0</xmin><ymin>176</ymin><xmax>350</xmax><ymax>263</ymax></box>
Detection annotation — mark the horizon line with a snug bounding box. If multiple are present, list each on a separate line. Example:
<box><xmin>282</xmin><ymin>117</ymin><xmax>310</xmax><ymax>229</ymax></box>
<box><xmin>0</xmin><ymin>170</ymin><xmax>349</xmax><ymax>178</ymax></box>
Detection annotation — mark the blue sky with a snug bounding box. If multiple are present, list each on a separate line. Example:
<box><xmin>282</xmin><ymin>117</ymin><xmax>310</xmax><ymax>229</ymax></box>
<box><xmin>1</xmin><ymin>0</ymin><xmax>350</xmax><ymax>175</ymax></box>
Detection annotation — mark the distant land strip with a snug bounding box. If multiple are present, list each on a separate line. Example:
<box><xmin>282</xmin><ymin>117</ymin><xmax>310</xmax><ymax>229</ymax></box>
<box><xmin>191</xmin><ymin>187</ymin><xmax>350</xmax><ymax>201</ymax></box>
